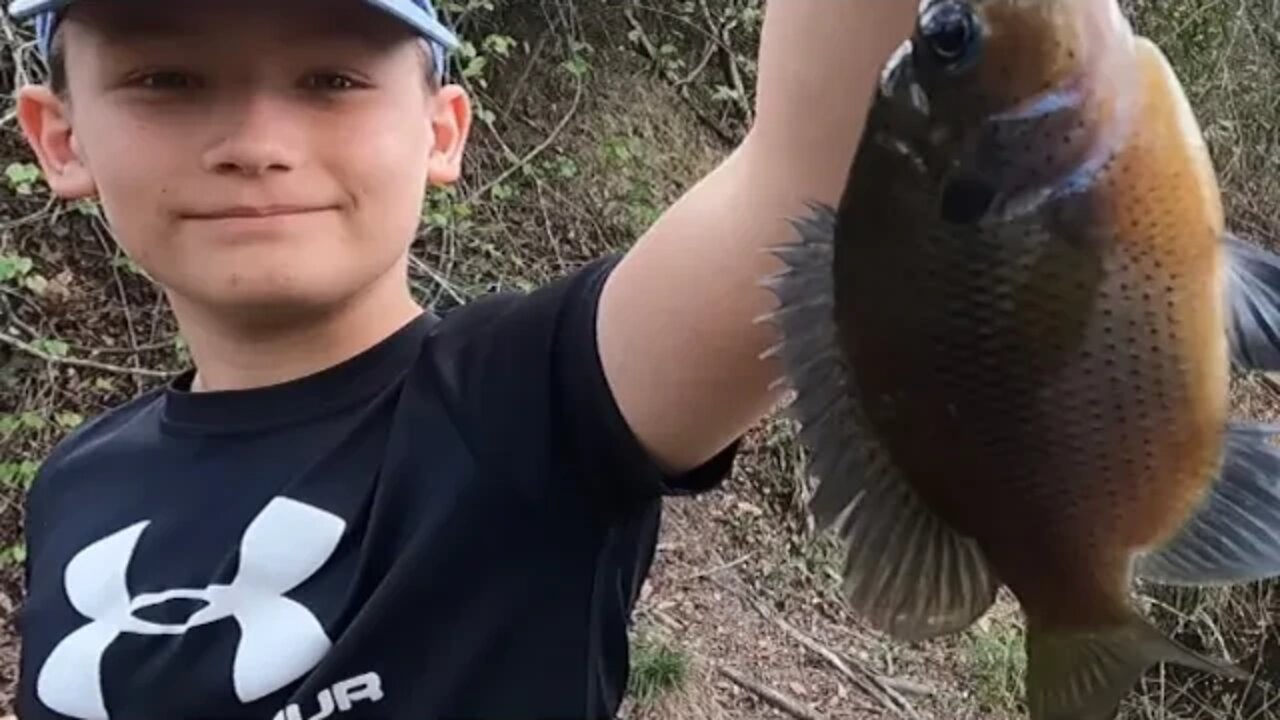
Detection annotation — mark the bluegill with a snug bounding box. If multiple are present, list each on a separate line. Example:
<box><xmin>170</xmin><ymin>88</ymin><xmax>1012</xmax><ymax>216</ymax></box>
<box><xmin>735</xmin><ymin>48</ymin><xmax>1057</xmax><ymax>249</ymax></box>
<box><xmin>762</xmin><ymin>1</ymin><xmax>1280</xmax><ymax>719</ymax></box>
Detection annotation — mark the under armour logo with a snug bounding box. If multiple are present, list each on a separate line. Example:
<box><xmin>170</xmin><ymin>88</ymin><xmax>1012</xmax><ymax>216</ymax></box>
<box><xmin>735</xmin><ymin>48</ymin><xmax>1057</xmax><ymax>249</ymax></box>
<box><xmin>36</xmin><ymin>497</ymin><xmax>347</xmax><ymax>720</ymax></box>
<box><xmin>273</xmin><ymin>671</ymin><xmax>385</xmax><ymax>720</ymax></box>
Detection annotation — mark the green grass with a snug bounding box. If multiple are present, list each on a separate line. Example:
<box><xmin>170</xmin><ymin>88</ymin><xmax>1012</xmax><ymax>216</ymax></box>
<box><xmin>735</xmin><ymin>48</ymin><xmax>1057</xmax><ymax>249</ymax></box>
<box><xmin>627</xmin><ymin>633</ymin><xmax>692</xmax><ymax>707</ymax></box>
<box><xmin>963</xmin><ymin>619</ymin><xmax>1027</xmax><ymax>716</ymax></box>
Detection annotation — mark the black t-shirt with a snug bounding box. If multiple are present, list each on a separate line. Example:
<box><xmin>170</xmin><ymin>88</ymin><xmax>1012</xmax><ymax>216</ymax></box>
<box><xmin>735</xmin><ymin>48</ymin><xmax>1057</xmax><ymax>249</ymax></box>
<box><xmin>15</xmin><ymin>255</ymin><xmax>738</xmax><ymax>720</ymax></box>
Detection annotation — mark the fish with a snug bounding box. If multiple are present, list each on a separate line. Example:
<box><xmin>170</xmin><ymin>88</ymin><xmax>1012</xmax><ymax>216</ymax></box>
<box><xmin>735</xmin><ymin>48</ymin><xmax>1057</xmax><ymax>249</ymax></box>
<box><xmin>759</xmin><ymin>1</ymin><xmax>1280</xmax><ymax>719</ymax></box>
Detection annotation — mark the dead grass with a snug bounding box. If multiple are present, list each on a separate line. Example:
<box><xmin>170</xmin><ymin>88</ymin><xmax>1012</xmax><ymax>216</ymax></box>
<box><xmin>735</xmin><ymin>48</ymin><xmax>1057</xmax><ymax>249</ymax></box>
<box><xmin>1127</xmin><ymin>0</ymin><xmax>1280</xmax><ymax>242</ymax></box>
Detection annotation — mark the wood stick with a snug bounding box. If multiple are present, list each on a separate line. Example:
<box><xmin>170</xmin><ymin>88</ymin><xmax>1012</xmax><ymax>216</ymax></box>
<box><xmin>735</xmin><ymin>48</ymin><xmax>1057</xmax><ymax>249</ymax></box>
<box><xmin>622</xmin><ymin>4</ymin><xmax>738</xmax><ymax>146</ymax></box>
<box><xmin>0</xmin><ymin>329</ymin><xmax>177</xmax><ymax>379</ymax></box>
<box><xmin>713</xmin><ymin>664</ymin><xmax>829</xmax><ymax>720</ymax></box>
<box><xmin>674</xmin><ymin>552</ymin><xmax>755</xmax><ymax>583</ymax></box>
<box><xmin>878</xmin><ymin>676</ymin><xmax>936</xmax><ymax>697</ymax></box>
<box><xmin>712</xmin><ymin>576</ymin><xmax>922</xmax><ymax>720</ymax></box>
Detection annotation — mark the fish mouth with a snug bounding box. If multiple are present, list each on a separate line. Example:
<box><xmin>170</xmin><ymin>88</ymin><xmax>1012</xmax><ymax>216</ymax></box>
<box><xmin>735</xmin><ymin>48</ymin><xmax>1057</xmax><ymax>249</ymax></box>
<box><xmin>879</xmin><ymin>39</ymin><xmax>930</xmax><ymax>117</ymax></box>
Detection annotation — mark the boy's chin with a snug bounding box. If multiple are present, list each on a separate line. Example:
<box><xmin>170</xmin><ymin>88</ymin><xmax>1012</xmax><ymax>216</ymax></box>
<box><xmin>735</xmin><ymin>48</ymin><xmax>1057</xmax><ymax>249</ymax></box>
<box><xmin>164</xmin><ymin>277</ymin><xmax>376</xmax><ymax>329</ymax></box>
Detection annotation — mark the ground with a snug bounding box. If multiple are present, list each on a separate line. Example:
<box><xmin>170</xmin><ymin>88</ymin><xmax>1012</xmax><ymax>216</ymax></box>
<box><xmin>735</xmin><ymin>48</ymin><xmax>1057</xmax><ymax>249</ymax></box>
<box><xmin>1</xmin><ymin>2</ymin><xmax>1278</xmax><ymax>719</ymax></box>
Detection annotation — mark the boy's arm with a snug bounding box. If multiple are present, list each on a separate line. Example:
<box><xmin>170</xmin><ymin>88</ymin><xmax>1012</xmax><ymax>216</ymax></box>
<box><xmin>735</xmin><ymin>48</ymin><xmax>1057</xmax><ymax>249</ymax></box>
<box><xmin>595</xmin><ymin>0</ymin><xmax>918</xmax><ymax>472</ymax></box>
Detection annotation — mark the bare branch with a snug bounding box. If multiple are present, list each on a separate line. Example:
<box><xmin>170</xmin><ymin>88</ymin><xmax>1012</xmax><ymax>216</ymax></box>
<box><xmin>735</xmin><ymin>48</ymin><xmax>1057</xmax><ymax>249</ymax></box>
<box><xmin>0</xmin><ymin>330</ymin><xmax>178</xmax><ymax>379</ymax></box>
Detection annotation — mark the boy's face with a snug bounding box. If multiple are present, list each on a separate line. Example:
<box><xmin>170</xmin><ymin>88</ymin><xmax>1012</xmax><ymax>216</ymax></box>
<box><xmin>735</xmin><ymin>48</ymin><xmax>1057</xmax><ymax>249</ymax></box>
<box><xmin>16</xmin><ymin>0</ymin><xmax>470</xmax><ymax>323</ymax></box>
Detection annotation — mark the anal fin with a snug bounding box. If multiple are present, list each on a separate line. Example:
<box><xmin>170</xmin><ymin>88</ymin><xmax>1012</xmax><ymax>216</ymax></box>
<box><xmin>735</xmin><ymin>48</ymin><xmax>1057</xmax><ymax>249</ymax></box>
<box><xmin>758</xmin><ymin>202</ymin><xmax>999</xmax><ymax>642</ymax></box>
<box><xmin>1025</xmin><ymin>610</ymin><xmax>1247</xmax><ymax>720</ymax></box>
<box><xmin>824</xmin><ymin>449</ymin><xmax>1001</xmax><ymax>641</ymax></box>
<box><xmin>1225</xmin><ymin>232</ymin><xmax>1280</xmax><ymax>371</ymax></box>
<box><xmin>1133</xmin><ymin>422</ymin><xmax>1280</xmax><ymax>586</ymax></box>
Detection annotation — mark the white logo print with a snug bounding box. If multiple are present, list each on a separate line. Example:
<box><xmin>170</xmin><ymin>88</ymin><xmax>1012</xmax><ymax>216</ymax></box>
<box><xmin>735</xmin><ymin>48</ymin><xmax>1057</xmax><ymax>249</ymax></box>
<box><xmin>37</xmin><ymin>497</ymin><xmax>347</xmax><ymax>720</ymax></box>
<box><xmin>273</xmin><ymin>671</ymin><xmax>385</xmax><ymax>720</ymax></box>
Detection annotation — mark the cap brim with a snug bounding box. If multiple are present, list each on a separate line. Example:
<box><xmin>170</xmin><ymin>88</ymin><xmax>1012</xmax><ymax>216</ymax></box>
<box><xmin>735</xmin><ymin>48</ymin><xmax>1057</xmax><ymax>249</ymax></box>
<box><xmin>6</xmin><ymin>0</ymin><xmax>459</xmax><ymax>78</ymax></box>
<box><xmin>7</xmin><ymin>0</ymin><xmax>460</xmax><ymax>49</ymax></box>
<box><xmin>363</xmin><ymin>0</ymin><xmax>460</xmax><ymax>49</ymax></box>
<box><xmin>7</xmin><ymin>0</ymin><xmax>71</xmax><ymax>18</ymax></box>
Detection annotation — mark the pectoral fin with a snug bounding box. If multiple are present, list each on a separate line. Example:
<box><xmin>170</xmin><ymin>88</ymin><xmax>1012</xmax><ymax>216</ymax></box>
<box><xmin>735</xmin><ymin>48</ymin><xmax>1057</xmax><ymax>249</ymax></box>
<box><xmin>758</xmin><ymin>202</ymin><xmax>999</xmax><ymax>641</ymax></box>
<box><xmin>1225</xmin><ymin>233</ymin><xmax>1280</xmax><ymax>371</ymax></box>
<box><xmin>1134</xmin><ymin>422</ymin><xmax>1280</xmax><ymax>586</ymax></box>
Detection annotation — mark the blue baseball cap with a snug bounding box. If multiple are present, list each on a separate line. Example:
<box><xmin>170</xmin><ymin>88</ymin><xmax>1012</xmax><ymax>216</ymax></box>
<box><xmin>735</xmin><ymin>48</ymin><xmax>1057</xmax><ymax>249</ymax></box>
<box><xmin>5</xmin><ymin>0</ymin><xmax>462</xmax><ymax>79</ymax></box>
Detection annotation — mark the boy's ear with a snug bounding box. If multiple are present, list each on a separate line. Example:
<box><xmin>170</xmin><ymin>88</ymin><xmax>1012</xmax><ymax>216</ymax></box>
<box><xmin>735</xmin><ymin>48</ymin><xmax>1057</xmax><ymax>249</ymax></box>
<box><xmin>425</xmin><ymin>84</ymin><xmax>472</xmax><ymax>186</ymax></box>
<box><xmin>15</xmin><ymin>85</ymin><xmax>97</xmax><ymax>200</ymax></box>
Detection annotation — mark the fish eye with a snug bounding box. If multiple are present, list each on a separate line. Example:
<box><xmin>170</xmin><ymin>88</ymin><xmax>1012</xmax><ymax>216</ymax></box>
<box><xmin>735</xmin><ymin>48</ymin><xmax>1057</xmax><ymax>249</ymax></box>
<box><xmin>919</xmin><ymin>2</ymin><xmax>981</xmax><ymax>71</ymax></box>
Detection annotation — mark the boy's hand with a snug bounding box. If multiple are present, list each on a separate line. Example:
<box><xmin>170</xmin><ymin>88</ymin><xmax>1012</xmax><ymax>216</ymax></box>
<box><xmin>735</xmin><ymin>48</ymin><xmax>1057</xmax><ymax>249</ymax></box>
<box><xmin>595</xmin><ymin>0</ymin><xmax>918</xmax><ymax>473</ymax></box>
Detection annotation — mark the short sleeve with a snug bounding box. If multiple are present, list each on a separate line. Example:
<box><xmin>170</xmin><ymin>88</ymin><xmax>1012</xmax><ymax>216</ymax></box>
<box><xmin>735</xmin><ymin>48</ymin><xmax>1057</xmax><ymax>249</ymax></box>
<box><xmin>550</xmin><ymin>255</ymin><xmax>739</xmax><ymax>509</ymax></box>
<box><xmin>421</xmin><ymin>254</ymin><xmax>738</xmax><ymax>515</ymax></box>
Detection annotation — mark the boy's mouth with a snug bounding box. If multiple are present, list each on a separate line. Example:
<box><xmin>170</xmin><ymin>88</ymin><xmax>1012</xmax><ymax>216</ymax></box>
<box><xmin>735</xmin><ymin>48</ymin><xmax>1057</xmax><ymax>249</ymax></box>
<box><xmin>180</xmin><ymin>204</ymin><xmax>336</xmax><ymax>220</ymax></box>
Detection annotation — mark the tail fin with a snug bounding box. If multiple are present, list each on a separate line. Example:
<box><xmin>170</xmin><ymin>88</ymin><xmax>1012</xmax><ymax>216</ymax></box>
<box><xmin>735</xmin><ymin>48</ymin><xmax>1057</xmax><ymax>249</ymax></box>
<box><xmin>1025</xmin><ymin>610</ymin><xmax>1248</xmax><ymax>720</ymax></box>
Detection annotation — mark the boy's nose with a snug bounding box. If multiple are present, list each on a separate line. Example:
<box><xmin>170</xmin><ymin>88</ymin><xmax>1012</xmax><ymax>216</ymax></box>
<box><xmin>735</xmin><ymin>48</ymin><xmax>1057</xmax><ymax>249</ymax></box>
<box><xmin>201</xmin><ymin>92</ymin><xmax>302</xmax><ymax>177</ymax></box>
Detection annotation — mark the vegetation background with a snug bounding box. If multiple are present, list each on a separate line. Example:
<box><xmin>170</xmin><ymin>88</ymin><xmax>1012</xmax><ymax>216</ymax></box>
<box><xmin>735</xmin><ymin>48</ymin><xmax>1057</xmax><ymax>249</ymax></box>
<box><xmin>0</xmin><ymin>0</ymin><xmax>1276</xmax><ymax>717</ymax></box>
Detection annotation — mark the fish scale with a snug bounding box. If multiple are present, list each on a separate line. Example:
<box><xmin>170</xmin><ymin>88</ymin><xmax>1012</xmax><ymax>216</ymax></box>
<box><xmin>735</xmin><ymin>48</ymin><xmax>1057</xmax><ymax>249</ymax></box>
<box><xmin>849</xmin><ymin>202</ymin><xmax>1221</xmax><ymax>569</ymax></box>
<box><xmin>761</xmin><ymin>1</ymin><xmax>1280</xmax><ymax>718</ymax></box>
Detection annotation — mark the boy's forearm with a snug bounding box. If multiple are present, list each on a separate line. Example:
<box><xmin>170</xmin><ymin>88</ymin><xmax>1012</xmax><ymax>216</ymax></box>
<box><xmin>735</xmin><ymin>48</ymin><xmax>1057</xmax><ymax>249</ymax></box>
<box><xmin>597</xmin><ymin>0</ymin><xmax>918</xmax><ymax>473</ymax></box>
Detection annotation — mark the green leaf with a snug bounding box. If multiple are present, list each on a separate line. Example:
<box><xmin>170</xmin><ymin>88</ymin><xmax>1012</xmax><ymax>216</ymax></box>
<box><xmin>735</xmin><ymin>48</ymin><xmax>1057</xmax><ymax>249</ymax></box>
<box><xmin>463</xmin><ymin>55</ymin><xmax>488</xmax><ymax>79</ymax></box>
<box><xmin>4</xmin><ymin>162</ymin><xmax>42</xmax><ymax>196</ymax></box>
<box><xmin>560</xmin><ymin>55</ymin><xmax>590</xmax><ymax>78</ymax></box>
<box><xmin>1</xmin><ymin>542</ymin><xmax>26</xmax><ymax>568</ymax></box>
<box><xmin>490</xmin><ymin>182</ymin><xmax>515</xmax><ymax>201</ymax></box>
<box><xmin>483</xmin><ymin>34</ymin><xmax>517</xmax><ymax>57</ymax></box>
<box><xmin>554</xmin><ymin>157</ymin><xmax>579</xmax><ymax>178</ymax></box>
<box><xmin>72</xmin><ymin>198</ymin><xmax>102</xmax><ymax>217</ymax></box>
<box><xmin>0</xmin><ymin>254</ymin><xmax>34</xmax><ymax>282</ymax></box>
<box><xmin>23</xmin><ymin>274</ymin><xmax>49</xmax><ymax>294</ymax></box>
<box><xmin>32</xmin><ymin>339</ymin><xmax>70</xmax><ymax>358</ymax></box>
<box><xmin>0</xmin><ymin>460</ymin><xmax>40</xmax><ymax>490</ymax></box>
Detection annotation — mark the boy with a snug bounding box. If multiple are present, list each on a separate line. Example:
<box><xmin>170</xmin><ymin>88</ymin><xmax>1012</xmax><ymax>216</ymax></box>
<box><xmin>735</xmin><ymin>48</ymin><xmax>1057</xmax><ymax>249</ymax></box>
<box><xmin>6</xmin><ymin>0</ymin><xmax>916</xmax><ymax>718</ymax></box>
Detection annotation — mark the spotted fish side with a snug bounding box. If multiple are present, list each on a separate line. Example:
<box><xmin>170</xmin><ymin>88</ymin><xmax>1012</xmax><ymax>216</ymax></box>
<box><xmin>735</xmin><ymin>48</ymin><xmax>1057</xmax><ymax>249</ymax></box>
<box><xmin>758</xmin><ymin>203</ymin><xmax>1000</xmax><ymax>642</ymax></box>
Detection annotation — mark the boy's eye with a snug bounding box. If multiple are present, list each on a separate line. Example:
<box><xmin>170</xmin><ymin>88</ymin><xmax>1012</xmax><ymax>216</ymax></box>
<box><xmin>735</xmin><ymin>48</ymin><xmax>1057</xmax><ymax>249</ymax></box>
<box><xmin>134</xmin><ymin>71</ymin><xmax>198</xmax><ymax>89</ymax></box>
<box><xmin>303</xmin><ymin>73</ymin><xmax>363</xmax><ymax>91</ymax></box>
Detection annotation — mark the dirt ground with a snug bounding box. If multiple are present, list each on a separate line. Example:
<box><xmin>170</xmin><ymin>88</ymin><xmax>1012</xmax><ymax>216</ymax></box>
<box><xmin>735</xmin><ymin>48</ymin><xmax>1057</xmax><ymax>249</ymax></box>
<box><xmin>617</xmin><ymin>420</ymin><xmax>1020</xmax><ymax>720</ymax></box>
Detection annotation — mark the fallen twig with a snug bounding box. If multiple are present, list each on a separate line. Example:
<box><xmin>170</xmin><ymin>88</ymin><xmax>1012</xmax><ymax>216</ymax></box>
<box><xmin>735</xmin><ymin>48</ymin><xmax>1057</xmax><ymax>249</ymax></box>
<box><xmin>0</xmin><ymin>329</ymin><xmax>178</xmax><ymax>379</ymax></box>
<box><xmin>674</xmin><ymin>551</ymin><xmax>754</xmax><ymax>583</ymax></box>
<box><xmin>646</xmin><ymin>606</ymin><xmax>686</xmax><ymax>633</ymax></box>
<box><xmin>712</xmin><ymin>576</ymin><xmax>922</xmax><ymax>720</ymax></box>
<box><xmin>713</xmin><ymin>664</ymin><xmax>829</xmax><ymax>720</ymax></box>
<box><xmin>877</xmin><ymin>676</ymin><xmax>936</xmax><ymax>698</ymax></box>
